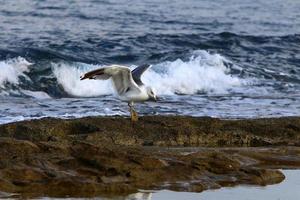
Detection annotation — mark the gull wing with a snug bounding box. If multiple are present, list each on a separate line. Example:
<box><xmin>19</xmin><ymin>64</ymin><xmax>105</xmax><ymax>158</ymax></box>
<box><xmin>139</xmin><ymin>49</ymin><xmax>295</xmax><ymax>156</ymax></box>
<box><xmin>131</xmin><ymin>64</ymin><xmax>151</xmax><ymax>86</ymax></box>
<box><xmin>80</xmin><ymin>68</ymin><xmax>110</xmax><ymax>80</ymax></box>
<box><xmin>80</xmin><ymin>65</ymin><xmax>140</xmax><ymax>95</ymax></box>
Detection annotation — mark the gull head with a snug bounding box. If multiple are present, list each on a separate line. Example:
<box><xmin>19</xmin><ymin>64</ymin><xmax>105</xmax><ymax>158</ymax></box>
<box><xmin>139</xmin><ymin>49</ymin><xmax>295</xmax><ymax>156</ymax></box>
<box><xmin>146</xmin><ymin>87</ymin><xmax>157</xmax><ymax>102</ymax></box>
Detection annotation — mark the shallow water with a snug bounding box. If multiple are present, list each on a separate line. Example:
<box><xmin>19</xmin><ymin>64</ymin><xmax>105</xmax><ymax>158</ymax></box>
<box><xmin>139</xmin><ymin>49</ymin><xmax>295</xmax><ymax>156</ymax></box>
<box><xmin>1</xmin><ymin>0</ymin><xmax>300</xmax><ymax>123</ymax></box>
<box><xmin>121</xmin><ymin>170</ymin><xmax>300</xmax><ymax>200</ymax></box>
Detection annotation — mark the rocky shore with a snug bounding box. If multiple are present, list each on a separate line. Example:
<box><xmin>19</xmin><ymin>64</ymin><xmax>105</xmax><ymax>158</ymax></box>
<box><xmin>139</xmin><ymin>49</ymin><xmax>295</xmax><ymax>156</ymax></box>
<box><xmin>0</xmin><ymin>116</ymin><xmax>300</xmax><ymax>198</ymax></box>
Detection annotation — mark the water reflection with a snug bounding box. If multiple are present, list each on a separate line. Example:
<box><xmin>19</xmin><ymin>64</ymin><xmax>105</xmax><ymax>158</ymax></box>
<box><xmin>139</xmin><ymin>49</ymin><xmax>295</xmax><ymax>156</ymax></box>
<box><xmin>126</xmin><ymin>170</ymin><xmax>300</xmax><ymax>200</ymax></box>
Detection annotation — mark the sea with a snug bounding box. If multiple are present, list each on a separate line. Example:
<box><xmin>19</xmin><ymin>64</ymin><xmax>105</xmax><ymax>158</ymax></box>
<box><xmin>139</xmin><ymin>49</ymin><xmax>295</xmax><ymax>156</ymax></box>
<box><xmin>0</xmin><ymin>0</ymin><xmax>300</xmax><ymax>124</ymax></box>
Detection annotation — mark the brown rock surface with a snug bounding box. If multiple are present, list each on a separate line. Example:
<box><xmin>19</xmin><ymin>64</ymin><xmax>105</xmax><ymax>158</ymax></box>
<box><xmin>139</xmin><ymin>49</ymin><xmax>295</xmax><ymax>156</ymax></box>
<box><xmin>0</xmin><ymin>116</ymin><xmax>299</xmax><ymax>198</ymax></box>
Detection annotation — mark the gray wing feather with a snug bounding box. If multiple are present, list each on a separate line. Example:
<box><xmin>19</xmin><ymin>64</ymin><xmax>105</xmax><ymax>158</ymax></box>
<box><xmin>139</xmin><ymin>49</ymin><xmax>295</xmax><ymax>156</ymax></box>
<box><xmin>132</xmin><ymin>64</ymin><xmax>151</xmax><ymax>85</ymax></box>
<box><xmin>80</xmin><ymin>65</ymin><xmax>140</xmax><ymax>95</ymax></box>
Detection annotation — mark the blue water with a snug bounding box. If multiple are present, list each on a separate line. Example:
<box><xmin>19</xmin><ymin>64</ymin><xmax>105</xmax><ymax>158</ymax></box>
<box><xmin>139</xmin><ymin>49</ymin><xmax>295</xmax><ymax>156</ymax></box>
<box><xmin>0</xmin><ymin>0</ymin><xmax>300</xmax><ymax>123</ymax></box>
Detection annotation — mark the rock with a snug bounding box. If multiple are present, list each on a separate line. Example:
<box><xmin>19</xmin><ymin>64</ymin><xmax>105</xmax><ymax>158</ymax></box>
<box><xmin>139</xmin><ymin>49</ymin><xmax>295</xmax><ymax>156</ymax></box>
<box><xmin>0</xmin><ymin>138</ymin><xmax>40</xmax><ymax>158</ymax></box>
<box><xmin>101</xmin><ymin>176</ymin><xmax>129</xmax><ymax>183</ymax></box>
<box><xmin>240</xmin><ymin>168</ymin><xmax>285</xmax><ymax>185</ymax></box>
<box><xmin>0</xmin><ymin>116</ymin><xmax>299</xmax><ymax>197</ymax></box>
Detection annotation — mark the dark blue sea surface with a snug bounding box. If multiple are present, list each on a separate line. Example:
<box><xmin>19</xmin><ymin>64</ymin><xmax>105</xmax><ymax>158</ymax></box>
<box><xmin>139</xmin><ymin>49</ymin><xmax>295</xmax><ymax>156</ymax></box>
<box><xmin>0</xmin><ymin>0</ymin><xmax>300</xmax><ymax>123</ymax></box>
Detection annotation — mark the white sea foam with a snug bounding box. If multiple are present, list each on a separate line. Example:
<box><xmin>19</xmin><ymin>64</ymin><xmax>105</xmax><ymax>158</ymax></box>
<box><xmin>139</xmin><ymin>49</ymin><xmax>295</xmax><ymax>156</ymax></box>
<box><xmin>144</xmin><ymin>50</ymin><xmax>242</xmax><ymax>95</ymax></box>
<box><xmin>0</xmin><ymin>57</ymin><xmax>33</xmax><ymax>88</ymax></box>
<box><xmin>0</xmin><ymin>57</ymin><xmax>47</xmax><ymax>98</ymax></box>
<box><xmin>52</xmin><ymin>62</ymin><xmax>114</xmax><ymax>97</ymax></box>
<box><xmin>53</xmin><ymin>50</ymin><xmax>243</xmax><ymax>97</ymax></box>
<box><xmin>20</xmin><ymin>90</ymin><xmax>51</xmax><ymax>99</ymax></box>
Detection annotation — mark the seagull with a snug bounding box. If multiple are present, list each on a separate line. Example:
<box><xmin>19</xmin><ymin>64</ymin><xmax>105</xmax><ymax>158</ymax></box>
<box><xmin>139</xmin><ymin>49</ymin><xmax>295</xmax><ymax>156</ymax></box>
<box><xmin>80</xmin><ymin>64</ymin><xmax>157</xmax><ymax>122</ymax></box>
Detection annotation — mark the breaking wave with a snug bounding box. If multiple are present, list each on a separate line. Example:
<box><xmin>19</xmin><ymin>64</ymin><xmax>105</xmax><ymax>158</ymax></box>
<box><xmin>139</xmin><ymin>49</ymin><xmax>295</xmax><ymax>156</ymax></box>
<box><xmin>53</xmin><ymin>50</ymin><xmax>243</xmax><ymax>97</ymax></box>
<box><xmin>0</xmin><ymin>51</ymin><xmax>244</xmax><ymax>98</ymax></box>
<box><xmin>52</xmin><ymin>62</ymin><xmax>114</xmax><ymax>97</ymax></box>
<box><xmin>143</xmin><ymin>50</ymin><xmax>242</xmax><ymax>95</ymax></box>
<box><xmin>0</xmin><ymin>57</ymin><xmax>32</xmax><ymax>88</ymax></box>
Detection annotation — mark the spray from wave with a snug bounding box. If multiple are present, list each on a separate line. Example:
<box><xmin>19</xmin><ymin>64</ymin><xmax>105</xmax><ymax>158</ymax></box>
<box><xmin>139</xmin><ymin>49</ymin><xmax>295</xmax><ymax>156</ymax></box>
<box><xmin>0</xmin><ymin>50</ymin><xmax>244</xmax><ymax>98</ymax></box>
<box><xmin>0</xmin><ymin>57</ymin><xmax>32</xmax><ymax>88</ymax></box>
<box><xmin>52</xmin><ymin>50</ymin><xmax>243</xmax><ymax>97</ymax></box>
<box><xmin>143</xmin><ymin>50</ymin><xmax>241</xmax><ymax>95</ymax></box>
<box><xmin>0</xmin><ymin>57</ymin><xmax>51</xmax><ymax>99</ymax></box>
<box><xmin>52</xmin><ymin>63</ymin><xmax>114</xmax><ymax>97</ymax></box>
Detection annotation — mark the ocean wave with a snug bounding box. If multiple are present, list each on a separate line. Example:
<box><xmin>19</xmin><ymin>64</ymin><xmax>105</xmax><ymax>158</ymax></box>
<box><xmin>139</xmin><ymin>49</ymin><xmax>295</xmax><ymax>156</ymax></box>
<box><xmin>52</xmin><ymin>50</ymin><xmax>243</xmax><ymax>97</ymax></box>
<box><xmin>0</xmin><ymin>51</ymin><xmax>244</xmax><ymax>98</ymax></box>
<box><xmin>0</xmin><ymin>57</ymin><xmax>33</xmax><ymax>89</ymax></box>
<box><xmin>0</xmin><ymin>57</ymin><xmax>50</xmax><ymax>98</ymax></box>
<box><xmin>52</xmin><ymin>62</ymin><xmax>114</xmax><ymax>97</ymax></box>
<box><xmin>143</xmin><ymin>50</ymin><xmax>242</xmax><ymax>95</ymax></box>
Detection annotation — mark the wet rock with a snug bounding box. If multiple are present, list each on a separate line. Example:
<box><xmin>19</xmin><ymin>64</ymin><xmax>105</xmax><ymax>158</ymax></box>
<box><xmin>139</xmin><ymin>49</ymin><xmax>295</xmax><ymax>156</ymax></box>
<box><xmin>101</xmin><ymin>176</ymin><xmax>129</xmax><ymax>184</ymax></box>
<box><xmin>240</xmin><ymin>168</ymin><xmax>285</xmax><ymax>185</ymax></box>
<box><xmin>0</xmin><ymin>178</ymin><xmax>16</xmax><ymax>193</ymax></box>
<box><xmin>0</xmin><ymin>138</ymin><xmax>40</xmax><ymax>158</ymax></box>
<box><xmin>0</xmin><ymin>116</ymin><xmax>299</xmax><ymax>197</ymax></box>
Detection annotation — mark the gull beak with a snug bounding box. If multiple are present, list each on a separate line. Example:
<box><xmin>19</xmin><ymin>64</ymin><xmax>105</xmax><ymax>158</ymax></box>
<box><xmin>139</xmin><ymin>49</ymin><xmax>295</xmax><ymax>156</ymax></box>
<box><xmin>149</xmin><ymin>95</ymin><xmax>156</xmax><ymax>102</ymax></box>
<box><xmin>151</xmin><ymin>95</ymin><xmax>158</xmax><ymax>102</ymax></box>
<box><xmin>80</xmin><ymin>75</ymin><xmax>86</xmax><ymax>80</ymax></box>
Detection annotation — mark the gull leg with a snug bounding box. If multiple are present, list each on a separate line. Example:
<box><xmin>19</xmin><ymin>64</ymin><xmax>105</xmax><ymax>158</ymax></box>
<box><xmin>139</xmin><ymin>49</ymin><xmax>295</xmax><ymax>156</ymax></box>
<box><xmin>128</xmin><ymin>102</ymin><xmax>138</xmax><ymax>122</ymax></box>
<box><xmin>131</xmin><ymin>107</ymin><xmax>139</xmax><ymax>122</ymax></box>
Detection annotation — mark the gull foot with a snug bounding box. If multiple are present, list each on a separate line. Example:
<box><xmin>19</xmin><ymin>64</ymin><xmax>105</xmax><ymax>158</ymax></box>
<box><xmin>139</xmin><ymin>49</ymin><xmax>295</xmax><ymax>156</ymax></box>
<box><xmin>130</xmin><ymin>109</ymin><xmax>139</xmax><ymax>122</ymax></box>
